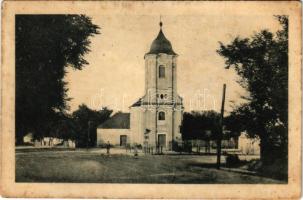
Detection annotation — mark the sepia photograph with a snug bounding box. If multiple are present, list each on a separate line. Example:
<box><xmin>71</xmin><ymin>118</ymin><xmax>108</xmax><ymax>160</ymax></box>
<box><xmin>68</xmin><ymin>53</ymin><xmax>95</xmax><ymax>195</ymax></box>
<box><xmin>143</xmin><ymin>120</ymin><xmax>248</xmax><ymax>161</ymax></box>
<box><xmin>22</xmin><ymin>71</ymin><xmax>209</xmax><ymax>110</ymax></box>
<box><xmin>1</xmin><ymin>1</ymin><xmax>301</xmax><ymax>198</ymax></box>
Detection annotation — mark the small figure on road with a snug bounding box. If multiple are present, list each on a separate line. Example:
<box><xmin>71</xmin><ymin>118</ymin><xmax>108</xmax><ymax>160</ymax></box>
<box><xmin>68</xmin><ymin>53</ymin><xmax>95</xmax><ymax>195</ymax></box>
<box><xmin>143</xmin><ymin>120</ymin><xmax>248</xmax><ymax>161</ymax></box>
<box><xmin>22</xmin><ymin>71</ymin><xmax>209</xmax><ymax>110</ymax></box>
<box><xmin>106</xmin><ymin>141</ymin><xmax>111</xmax><ymax>155</ymax></box>
<box><xmin>134</xmin><ymin>145</ymin><xmax>138</xmax><ymax>157</ymax></box>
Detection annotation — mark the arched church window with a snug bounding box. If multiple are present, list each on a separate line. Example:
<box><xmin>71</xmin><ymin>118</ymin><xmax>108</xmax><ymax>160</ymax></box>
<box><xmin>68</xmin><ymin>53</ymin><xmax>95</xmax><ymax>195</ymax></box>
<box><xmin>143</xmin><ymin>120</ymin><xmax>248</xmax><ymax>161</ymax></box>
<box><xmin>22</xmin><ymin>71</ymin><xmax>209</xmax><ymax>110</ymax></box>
<box><xmin>160</xmin><ymin>94</ymin><xmax>164</xmax><ymax>99</ymax></box>
<box><xmin>158</xmin><ymin>111</ymin><xmax>165</xmax><ymax>120</ymax></box>
<box><xmin>159</xmin><ymin>65</ymin><xmax>165</xmax><ymax>78</ymax></box>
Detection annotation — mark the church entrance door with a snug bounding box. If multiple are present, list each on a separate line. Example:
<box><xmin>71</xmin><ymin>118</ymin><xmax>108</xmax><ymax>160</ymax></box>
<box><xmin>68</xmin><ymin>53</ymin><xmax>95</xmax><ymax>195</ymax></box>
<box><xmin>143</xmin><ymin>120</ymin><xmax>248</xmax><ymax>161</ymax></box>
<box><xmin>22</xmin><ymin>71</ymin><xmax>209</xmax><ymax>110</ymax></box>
<box><xmin>120</xmin><ymin>135</ymin><xmax>127</xmax><ymax>146</ymax></box>
<box><xmin>158</xmin><ymin>134</ymin><xmax>166</xmax><ymax>148</ymax></box>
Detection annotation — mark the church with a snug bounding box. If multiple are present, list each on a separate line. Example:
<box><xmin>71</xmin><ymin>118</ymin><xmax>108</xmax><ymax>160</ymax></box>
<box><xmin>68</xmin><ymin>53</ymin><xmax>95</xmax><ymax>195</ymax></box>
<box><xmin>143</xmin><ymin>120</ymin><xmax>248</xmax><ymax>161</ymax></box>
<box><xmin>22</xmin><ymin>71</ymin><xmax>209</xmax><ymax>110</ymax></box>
<box><xmin>97</xmin><ymin>21</ymin><xmax>184</xmax><ymax>150</ymax></box>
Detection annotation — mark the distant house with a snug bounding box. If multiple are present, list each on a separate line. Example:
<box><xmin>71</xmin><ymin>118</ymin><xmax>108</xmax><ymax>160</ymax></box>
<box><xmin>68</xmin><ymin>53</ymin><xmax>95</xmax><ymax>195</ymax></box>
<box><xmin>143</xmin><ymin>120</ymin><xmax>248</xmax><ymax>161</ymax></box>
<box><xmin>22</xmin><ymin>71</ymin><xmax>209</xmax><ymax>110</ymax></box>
<box><xmin>34</xmin><ymin>137</ymin><xmax>64</xmax><ymax>147</ymax></box>
<box><xmin>238</xmin><ymin>132</ymin><xmax>260</xmax><ymax>155</ymax></box>
<box><xmin>22</xmin><ymin>133</ymin><xmax>75</xmax><ymax>148</ymax></box>
<box><xmin>23</xmin><ymin>133</ymin><xmax>33</xmax><ymax>143</ymax></box>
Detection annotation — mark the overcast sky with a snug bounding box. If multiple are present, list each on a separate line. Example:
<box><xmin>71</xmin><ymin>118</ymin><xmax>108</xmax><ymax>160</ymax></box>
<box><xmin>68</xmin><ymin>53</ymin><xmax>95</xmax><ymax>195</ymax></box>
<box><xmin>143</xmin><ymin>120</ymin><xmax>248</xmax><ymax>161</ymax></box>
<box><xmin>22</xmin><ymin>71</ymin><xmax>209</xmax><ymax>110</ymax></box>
<box><xmin>65</xmin><ymin>6</ymin><xmax>281</xmax><ymax>113</ymax></box>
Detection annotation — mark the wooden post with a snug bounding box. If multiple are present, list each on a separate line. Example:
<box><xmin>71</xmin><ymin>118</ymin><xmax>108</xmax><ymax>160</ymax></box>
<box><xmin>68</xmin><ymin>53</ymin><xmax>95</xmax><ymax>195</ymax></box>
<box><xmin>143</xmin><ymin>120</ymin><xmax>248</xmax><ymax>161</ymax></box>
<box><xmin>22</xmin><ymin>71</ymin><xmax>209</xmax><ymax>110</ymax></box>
<box><xmin>87</xmin><ymin>121</ymin><xmax>91</xmax><ymax>151</ymax></box>
<box><xmin>217</xmin><ymin>84</ymin><xmax>226</xmax><ymax>169</ymax></box>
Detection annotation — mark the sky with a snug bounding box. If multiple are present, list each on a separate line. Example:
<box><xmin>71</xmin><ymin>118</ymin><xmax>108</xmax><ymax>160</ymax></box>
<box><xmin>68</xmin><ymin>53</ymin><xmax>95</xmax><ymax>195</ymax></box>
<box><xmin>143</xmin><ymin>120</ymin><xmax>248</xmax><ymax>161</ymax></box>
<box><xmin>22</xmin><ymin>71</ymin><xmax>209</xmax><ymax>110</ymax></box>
<box><xmin>64</xmin><ymin>6</ymin><xmax>281</xmax><ymax>114</ymax></box>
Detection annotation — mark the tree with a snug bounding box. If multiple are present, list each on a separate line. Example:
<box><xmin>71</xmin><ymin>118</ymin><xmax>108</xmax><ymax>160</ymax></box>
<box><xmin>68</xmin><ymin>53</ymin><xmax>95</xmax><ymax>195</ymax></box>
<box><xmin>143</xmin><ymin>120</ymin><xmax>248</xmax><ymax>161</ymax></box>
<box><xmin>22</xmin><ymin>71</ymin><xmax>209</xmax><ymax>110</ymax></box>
<box><xmin>224</xmin><ymin>112</ymin><xmax>245</xmax><ymax>149</ymax></box>
<box><xmin>49</xmin><ymin>112</ymin><xmax>77</xmax><ymax>141</ymax></box>
<box><xmin>181</xmin><ymin>110</ymin><xmax>220</xmax><ymax>140</ymax></box>
<box><xmin>217</xmin><ymin>16</ymin><xmax>288</xmax><ymax>164</ymax></box>
<box><xmin>72</xmin><ymin>104</ymin><xmax>112</xmax><ymax>147</ymax></box>
<box><xmin>15</xmin><ymin>15</ymin><xmax>100</xmax><ymax>144</ymax></box>
<box><xmin>180</xmin><ymin>111</ymin><xmax>221</xmax><ymax>153</ymax></box>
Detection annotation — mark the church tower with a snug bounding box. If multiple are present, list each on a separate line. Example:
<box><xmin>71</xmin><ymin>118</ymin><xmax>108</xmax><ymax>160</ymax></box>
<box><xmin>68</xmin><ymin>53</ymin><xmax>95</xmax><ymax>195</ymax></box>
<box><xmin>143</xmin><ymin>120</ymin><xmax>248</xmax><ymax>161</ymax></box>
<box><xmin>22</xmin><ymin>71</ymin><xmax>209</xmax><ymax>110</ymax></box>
<box><xmin>130</xmin><ymin>20</ymin><xmax>183</xmax><ymax>150</ymax></box>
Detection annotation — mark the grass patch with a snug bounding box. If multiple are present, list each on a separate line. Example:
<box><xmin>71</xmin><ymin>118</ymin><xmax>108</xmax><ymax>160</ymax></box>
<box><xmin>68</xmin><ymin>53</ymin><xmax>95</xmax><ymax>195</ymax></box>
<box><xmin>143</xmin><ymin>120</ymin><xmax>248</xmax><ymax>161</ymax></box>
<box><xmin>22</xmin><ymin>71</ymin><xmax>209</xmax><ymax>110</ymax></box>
<box><xmin>16</xmin><ymin>149</ymin><xmax>285</xmax><ymax>184</ymax></box>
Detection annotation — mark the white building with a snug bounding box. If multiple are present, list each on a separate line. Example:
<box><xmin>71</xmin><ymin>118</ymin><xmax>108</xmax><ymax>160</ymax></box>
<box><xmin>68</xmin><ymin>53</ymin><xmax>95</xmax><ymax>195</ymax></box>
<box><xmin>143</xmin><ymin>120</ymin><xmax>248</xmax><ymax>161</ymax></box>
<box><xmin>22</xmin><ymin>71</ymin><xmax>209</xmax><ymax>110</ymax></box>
<box><xmin>238</xmin><ymin>132</ymin><xmax>260</xmax><ymax>155</ymax></box>
<box><xmin>97</xmin><ymin>22</ymin><xmax>184</xmax><ymax>150</ymax></box>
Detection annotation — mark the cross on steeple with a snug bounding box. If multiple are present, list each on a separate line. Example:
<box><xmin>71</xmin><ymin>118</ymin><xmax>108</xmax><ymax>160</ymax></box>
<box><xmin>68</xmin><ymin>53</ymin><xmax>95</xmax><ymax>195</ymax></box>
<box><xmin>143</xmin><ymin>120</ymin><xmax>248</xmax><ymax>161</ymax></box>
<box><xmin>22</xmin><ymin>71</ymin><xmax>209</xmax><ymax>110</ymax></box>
<box><xmin>159</xmin><ymin>15</ymin><xmax>163</xmax><ymax>29</ymax></box>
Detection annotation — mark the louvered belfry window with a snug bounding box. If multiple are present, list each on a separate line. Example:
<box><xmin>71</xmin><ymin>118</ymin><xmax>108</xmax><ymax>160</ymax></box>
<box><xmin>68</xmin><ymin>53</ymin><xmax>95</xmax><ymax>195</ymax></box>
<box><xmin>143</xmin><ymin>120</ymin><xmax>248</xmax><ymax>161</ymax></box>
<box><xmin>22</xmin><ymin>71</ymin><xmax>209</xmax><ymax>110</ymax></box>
<box><xmin>159</xmin><ymin>65</ymin><xmax>165</xmax><ymax>78</ymax></box>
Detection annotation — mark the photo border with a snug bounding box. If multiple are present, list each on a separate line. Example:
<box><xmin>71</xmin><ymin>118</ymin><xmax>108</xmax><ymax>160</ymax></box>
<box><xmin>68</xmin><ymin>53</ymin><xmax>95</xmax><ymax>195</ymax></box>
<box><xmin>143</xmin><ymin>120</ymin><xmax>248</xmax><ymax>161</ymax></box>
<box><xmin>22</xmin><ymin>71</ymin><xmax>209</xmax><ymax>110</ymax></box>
<box><xmin>1</xmin><ymin>1</ymin><xmax>301</xmax><ymax>198</ymax></box>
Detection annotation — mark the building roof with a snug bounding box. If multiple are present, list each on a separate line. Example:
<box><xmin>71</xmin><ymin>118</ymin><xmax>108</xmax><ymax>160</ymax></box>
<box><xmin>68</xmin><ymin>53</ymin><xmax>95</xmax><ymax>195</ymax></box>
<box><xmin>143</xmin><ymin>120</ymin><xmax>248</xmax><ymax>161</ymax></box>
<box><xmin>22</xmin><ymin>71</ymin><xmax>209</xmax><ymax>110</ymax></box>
<box><xmin>98</xmin><ymin>112</ymin><xmax>130</xmax><ymax>129</ymax></box>
<box><xmin>130</xmin><ymin>98</ymin><xmax>142</xmax><ymax>107</ymax></box>
<box><xmin>146</xmin><ymin>25</ymin><xmax>177</xmax><ymax>55</ymax></box>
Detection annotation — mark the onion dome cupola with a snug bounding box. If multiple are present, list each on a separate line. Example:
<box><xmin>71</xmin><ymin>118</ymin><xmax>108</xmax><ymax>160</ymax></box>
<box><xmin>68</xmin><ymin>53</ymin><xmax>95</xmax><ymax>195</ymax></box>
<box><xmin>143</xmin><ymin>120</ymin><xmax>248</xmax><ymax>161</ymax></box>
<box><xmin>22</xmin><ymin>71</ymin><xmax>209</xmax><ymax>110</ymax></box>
<box><xmin>146</xmin><ymin>21</ymin><xmax>177</xmax><ymax>56</ymax></box>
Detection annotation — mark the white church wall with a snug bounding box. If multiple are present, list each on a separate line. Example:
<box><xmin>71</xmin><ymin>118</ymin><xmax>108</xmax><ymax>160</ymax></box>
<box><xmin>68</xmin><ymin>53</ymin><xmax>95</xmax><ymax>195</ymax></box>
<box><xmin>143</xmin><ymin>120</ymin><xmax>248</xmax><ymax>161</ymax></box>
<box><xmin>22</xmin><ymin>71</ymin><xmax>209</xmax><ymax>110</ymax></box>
<box><xmin>130</xmin><ymin>107</ymin><xmax>144</xmax><ymax>145</ymax></box>
<box><xmin>173</xmin><ymin>57</ymin><xmax>177</xmax><ymax>97</ymax></box>
<box><xmin>161</xmin><ymin>108</ymin><xmax>173</xmax><ymax>146</ymax></box>
<box><xmin>144</xmin><ymin>54</ymin><xmax>157</xmax><ymax>103</ymax></box>
<box><xmin>97</xmin><ymin>129</ymin><xmax>130</xmax><ymax>146</ymax></box>
<box><xmin>144</xmin><ymin>54</ymin><xmax>177</xmax><ymax>104</ymax></box>
<box><xmin>143</xmin><ymin>108</ymin><xmax>157</xmax><ymax>147</ymax></box>
<box><xmin>173</xmin><ymin>109</ymin><xmax>183</xmax><ymax>141</ymax></box>
<box><xmin>157</xmin><ymin>54</ymin><xmax>173</xmax><ymax>91</ymax></box>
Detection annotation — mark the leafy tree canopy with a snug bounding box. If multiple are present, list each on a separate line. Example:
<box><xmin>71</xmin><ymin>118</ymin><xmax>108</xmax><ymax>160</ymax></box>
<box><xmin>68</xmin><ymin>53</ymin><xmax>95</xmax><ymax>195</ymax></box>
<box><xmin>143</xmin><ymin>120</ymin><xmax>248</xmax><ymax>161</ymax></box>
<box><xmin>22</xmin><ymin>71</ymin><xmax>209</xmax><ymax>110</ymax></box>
<box><xmin>217</xmin><ymin>16</ymin><xmax>288</xmax><ymax>162</ymax></box>
<box><xmin>16</xmin><ymin>15</ymin><xmax>100</xmax><ymax>143</ymax></box>
<box><xmin>181</xmin><ymin>110</ymin><xmax>220</xmax><ymax>140</ymax></box>
<box><xmin>72</xmin><ymin>104</ymin><xmax>113</xmax><ymax>147</ymax></box>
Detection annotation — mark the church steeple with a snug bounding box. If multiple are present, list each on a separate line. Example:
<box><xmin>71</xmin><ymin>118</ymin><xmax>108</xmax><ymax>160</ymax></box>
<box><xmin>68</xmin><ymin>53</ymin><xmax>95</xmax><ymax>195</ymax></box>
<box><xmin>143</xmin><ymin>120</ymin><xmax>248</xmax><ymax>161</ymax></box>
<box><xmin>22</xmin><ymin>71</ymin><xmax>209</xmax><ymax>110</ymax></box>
<box><xmin>146</xmin><ymin>20</ymin><xmax>177</xmax><ymax>55</ymax></box>
<box><xmin>139</xmin><ymin>19</ymin><xmax>183</xmax><ymax>149</ymax></box>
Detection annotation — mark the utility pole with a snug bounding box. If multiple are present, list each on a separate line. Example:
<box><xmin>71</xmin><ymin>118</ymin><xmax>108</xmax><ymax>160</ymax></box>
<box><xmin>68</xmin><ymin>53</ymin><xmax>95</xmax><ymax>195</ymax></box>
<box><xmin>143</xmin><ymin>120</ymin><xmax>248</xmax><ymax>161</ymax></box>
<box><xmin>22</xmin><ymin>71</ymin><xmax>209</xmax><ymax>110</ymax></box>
<box><xmin>87</xmin><ymin>121</ymin><xmax>91</xmax><ymax>151</ymax></box>
<box><xmin>217</xmin><ymin>84</ymin><xmax>226</xmax><ymax>169</ymax></box>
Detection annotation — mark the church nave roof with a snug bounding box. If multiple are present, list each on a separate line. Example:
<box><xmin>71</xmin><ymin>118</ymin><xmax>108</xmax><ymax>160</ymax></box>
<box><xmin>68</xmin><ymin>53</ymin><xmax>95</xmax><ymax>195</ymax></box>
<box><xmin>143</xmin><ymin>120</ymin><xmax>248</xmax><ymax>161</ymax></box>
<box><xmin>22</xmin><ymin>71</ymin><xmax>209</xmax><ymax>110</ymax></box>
<box><xmin>98</xmin><ymin>112</ymin><xmax>130</xmax><ymax>129</ymax></box>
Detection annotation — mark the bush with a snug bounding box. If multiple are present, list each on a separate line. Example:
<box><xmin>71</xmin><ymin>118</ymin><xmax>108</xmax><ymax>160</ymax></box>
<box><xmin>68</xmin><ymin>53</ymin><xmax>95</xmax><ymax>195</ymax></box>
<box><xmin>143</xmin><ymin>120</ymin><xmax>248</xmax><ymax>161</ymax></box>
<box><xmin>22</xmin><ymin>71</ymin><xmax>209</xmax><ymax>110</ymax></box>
<box><xmin>247</xmin><ymin>158</ymin><xmax>288</xmax><ymax>181</ymax></box>
<box><xmin>225</xmin><ymin>154</ymin><xmax>241</xmax><ymax>167</ymax></box>
<box><xmin>21</xmin><ymin>142</ymin><xmax>34</xmax><ymax>146</ymax></box>
<box><xmin>183</xmin><ymin>141</ymin><xmax>193</xmax><ymax>153</ymax></box>
<box><xmin>172</xmin><ymin>140</ymin><xmax>181</xmax><ymax>152</ymax></box>
<box><xmin>171</xmin><ymin>140</ymin><xmax>193</xmax><ymax>153</ymax></box>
